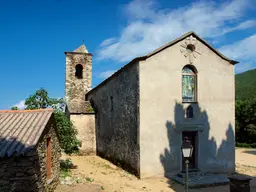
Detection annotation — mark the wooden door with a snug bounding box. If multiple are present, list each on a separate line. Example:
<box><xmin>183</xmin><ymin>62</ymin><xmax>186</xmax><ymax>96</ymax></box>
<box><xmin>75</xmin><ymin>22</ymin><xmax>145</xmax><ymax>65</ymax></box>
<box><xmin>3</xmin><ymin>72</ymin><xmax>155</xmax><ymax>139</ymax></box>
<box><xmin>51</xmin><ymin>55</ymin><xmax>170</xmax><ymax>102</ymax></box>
<box><xmin>182</xmin><ymin>131</ymin><xmax>196</xmax><ymax>170</ymax></box>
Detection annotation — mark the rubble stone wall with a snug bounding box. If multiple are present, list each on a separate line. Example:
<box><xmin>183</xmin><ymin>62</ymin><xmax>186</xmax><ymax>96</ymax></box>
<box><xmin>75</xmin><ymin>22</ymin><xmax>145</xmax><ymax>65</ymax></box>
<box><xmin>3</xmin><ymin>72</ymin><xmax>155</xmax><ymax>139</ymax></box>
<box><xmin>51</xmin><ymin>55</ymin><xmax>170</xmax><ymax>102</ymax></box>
<box><xmin>86</xmin><ymin>62</ymin><xmax>140</xmax><ymax>176</ymax></box>
<box><xmin>65</xmin><ymin>52</ymin><xmax>92</xmax><ymax>102</ymax></box>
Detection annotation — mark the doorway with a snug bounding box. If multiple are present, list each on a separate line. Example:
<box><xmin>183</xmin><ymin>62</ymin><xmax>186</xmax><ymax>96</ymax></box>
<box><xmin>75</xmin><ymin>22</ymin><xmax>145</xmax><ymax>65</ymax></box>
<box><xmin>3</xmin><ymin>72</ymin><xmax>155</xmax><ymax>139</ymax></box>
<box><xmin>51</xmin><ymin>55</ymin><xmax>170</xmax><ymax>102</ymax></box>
<box><xmin>182</xmin><ymin>131</ymin><xmax>197</xmax><ymax>170</ymax></box>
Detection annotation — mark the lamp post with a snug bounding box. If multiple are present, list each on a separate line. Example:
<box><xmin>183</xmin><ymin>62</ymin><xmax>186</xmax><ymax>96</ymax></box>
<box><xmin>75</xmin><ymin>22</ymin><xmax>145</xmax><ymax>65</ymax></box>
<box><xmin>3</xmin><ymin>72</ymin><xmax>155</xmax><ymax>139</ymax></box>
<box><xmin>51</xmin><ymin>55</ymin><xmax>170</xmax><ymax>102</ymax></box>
<box><xmin>181</xmin><ymin>137</ymin><xmax>193</xmax><ymax>192</ymax></box>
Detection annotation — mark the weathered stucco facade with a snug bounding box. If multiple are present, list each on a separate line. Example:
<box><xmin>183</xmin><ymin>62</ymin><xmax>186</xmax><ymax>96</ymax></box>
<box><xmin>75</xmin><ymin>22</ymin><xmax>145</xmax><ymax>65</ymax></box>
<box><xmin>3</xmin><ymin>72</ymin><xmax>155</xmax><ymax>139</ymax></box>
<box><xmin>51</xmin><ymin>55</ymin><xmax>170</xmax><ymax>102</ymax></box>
<box><xmin>70</xmin><ymin>114</ymin><xmax>96</xmax><ymax>155</ymax></box>
<box><xmin>139</xmin><ymin>34</ymin><xmax>236</xmax><ymax>178</ymax></box>
<box><xmin>0</xmin><ymin>110</ymin><xmax>61</xmax><ymax>192</ymax></box>
<box><xmin>71</xmin><ymin>32</ymin><xmax>237</xmax><ymax>179</ymax></box>
<box><xmin>87</xmin><ymin>63</ymin><xmax>140</xmax><ymax>176</ymax></box>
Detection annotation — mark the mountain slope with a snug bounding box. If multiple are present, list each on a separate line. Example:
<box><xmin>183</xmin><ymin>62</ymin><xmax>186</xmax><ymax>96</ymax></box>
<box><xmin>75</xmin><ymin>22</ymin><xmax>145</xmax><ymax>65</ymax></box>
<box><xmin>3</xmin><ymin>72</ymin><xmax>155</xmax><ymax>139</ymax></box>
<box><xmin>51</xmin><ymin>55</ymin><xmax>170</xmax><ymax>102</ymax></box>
<box><xmin>235</xmin><ymin>68</ymin><xmax>256</xmax><ymax>100</ymax></box>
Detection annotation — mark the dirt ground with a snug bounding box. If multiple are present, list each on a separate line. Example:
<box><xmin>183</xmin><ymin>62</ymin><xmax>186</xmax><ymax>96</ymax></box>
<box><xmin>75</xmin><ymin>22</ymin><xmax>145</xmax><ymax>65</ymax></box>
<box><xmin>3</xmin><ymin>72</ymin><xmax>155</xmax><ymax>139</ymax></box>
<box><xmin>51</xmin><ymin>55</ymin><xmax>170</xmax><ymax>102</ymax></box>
<box><xmin>236</xmin><ymin>147</ymin><xmax>256</xmax><ymax>167</ymax></box>
<box><xmin>55</xmin><ymin>148</ymin><xmax>256</xmax><ymax>192</ymax></box>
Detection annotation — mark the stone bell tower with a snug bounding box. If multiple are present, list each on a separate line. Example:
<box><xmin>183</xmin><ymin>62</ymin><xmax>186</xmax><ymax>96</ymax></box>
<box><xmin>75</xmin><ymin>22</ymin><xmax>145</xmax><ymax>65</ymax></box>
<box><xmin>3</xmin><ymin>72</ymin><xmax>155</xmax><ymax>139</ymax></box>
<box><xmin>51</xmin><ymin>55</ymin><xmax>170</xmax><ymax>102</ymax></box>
<box><xmin>64</xmin><ymin>44</ymin><xmax>96</xmax><ymax>155</ymax></box>
<box><xmin>65</xmin><ymin>44</ymin><xmax>92</xmax><ymax>104</ymax></box>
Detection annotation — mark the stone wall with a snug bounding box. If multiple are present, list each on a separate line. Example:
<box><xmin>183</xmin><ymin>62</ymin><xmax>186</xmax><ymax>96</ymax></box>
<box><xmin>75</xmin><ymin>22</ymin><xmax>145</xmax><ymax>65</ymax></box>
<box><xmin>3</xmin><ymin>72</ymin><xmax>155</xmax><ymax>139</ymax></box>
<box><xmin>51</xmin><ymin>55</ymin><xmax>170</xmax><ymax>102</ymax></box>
<box><xmin>70</xmin><ymin>114</ymin><xmax>96</xmax><ymax>155</ymax></box>
<box><xmin>36</xmin><ymin>116</ymin><xmax>61</xmax><ymax>191</ymax></box>
<box><xmin>65</xmin><ymin>52</ymin><xmax>92</xmax><ymax>102</ymax></box>
<box><xmin>0</xmin><ymin>150</ymin><xmax>41</xmax><ymax>192</ymax></box>
<box><xmin>87</xmin><ymin>62</ymin><xmax>140</xmax><ymax>176</ymax></box>
<box><xmin>0</xmin><ymin>116</ymin><xmax>61</xmax><ymax>192</ymax></box>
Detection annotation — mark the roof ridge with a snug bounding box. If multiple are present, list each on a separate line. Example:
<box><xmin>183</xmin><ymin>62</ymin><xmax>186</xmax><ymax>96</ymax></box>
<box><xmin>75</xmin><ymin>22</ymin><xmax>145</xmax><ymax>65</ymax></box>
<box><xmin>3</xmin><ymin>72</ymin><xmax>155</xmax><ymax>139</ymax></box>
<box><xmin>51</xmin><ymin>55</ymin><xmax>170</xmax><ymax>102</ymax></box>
<box><xmin>146</xmin><ymin>31</ymin><xmax>238</xmax><ymax>64</ymax></box>
<box><xmin>0</xmin><ymin>108</ymin><xmax>54</xmax><ymax>113</ymax></box>
<box><xmin>86</xmin><ymin>31</ymin><xmax>238</xmax><ymax>97</ymax></box>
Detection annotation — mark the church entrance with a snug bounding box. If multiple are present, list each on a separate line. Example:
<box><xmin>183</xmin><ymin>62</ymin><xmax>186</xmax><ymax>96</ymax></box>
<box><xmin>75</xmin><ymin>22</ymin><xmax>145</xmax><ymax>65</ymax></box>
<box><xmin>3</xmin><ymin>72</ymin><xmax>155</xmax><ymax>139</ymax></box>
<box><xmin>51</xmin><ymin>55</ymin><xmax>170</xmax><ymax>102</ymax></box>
<box><xmin>182</xmin><ymin>131</ymin><xmax>197</xmax><ymax>171</ymax></box>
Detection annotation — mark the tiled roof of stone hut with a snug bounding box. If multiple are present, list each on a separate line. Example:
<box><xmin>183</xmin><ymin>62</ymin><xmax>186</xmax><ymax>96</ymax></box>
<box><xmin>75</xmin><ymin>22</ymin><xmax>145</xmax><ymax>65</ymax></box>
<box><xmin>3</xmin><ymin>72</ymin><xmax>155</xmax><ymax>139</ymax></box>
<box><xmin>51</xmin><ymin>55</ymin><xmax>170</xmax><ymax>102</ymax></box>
<box><xmin>0</xmin><ymin>109</ymin><xmax>53</xmax><ymax>157</ymax></box>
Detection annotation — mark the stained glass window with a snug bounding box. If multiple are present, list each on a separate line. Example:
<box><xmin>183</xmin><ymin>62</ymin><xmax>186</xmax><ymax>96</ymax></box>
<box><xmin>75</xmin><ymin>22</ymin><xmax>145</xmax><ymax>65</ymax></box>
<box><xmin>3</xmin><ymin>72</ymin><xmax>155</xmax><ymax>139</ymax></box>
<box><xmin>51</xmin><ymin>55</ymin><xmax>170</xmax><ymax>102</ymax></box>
<box><xmin>182</xmin><ymin>66</ymin><xmax>196</xmax><ymax>102</ymax></box>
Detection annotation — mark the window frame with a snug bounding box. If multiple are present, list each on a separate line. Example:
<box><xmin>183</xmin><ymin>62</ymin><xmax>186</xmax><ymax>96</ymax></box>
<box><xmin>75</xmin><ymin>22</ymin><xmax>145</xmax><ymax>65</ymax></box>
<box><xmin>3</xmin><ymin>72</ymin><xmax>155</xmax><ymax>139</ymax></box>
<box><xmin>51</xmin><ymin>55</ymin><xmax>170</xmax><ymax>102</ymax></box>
<box><xmin>182</xmin><ymin>65</ymin><xmax>197</xmax><ymax>103</ymax></box>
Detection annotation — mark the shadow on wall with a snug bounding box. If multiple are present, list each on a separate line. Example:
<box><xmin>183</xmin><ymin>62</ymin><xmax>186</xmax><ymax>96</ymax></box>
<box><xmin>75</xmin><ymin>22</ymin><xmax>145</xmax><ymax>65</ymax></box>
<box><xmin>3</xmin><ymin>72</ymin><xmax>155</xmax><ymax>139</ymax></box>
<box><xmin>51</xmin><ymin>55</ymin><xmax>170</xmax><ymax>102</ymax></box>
<box><xmin>0</xmin><ymin>138</ymin><xmax>44</xmax><ymax>192</ymax></box>
<box><xmin>159</xmin><ymin>101</ymin><xmax>238</xmax><ymax>189</ymax></box>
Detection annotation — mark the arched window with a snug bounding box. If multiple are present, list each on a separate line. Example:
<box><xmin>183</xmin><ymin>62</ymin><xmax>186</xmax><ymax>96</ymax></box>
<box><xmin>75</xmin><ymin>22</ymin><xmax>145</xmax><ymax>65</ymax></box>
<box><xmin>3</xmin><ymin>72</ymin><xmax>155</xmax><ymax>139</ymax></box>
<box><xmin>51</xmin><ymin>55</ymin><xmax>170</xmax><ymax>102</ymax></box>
<box><xmin>182</xmin><ymin>65</ymin><xmax>197</xmax><ymax>102</ymax></box>
<box><xmin>186</xmin><ymin>105</ymin><xmax>193</xmax><ymax>118</ymax></box>
<box><xmin>75</xmin><ymin>64</ymin><xmax>83</xmax><ymax>79</ymax></box>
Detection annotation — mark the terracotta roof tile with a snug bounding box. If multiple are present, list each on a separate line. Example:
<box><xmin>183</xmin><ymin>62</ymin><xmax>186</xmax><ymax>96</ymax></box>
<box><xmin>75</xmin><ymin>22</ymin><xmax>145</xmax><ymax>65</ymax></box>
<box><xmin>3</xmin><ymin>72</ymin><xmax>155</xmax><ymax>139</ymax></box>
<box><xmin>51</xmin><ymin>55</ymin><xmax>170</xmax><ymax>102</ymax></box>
<box><xmin>0</xmin><ymin>109</ymin><xmax>53</xmax><ymax>157</ymax></box>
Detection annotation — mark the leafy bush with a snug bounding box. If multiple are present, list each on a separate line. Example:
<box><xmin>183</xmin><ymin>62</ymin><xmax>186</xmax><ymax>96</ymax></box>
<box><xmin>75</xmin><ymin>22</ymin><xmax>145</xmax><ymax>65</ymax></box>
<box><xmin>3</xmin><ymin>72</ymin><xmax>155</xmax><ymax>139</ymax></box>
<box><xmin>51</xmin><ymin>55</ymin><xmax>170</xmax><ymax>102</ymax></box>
<box><xmin>11</xmin><ymin>106</ymin><xmax>19</xmax><ymax>110</ymax></box>
<box><xmin>236</xmin><ymin>143</ymin><xmax>256</xmax><ymax>148</ymax></box>
<box><xmin>235</xmin><ymin>98</ymin><xmax>256</xmax><ymax>144</ymax></box>
<box><xmin>54</xmin><ymin>111</ymin><xmax>80</xmax><ymax>154</ymax></box>
<box><xmin>60</xmin><ymin>158</ymin><xmax>73</xmax><ymax>178</ymax></box>
<box><xmin>60</xmin><ymin>158</ymin><xmax>73</xmax><ymax>171</ymax></box>
<box><xmin>88</xmin><ymin>105</ymin><xmax>95</xmax><ymax>113</ymax></box>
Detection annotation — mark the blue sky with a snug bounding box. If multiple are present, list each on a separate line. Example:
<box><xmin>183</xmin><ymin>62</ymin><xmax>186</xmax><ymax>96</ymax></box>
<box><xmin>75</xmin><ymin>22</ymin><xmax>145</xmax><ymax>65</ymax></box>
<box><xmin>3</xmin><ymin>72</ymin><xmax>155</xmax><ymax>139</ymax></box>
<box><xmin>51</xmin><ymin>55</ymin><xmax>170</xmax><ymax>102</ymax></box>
<box><xmin>0</xmin><ymin>0</ymin><xmax>255</xmax><ymax>109</ymax></box>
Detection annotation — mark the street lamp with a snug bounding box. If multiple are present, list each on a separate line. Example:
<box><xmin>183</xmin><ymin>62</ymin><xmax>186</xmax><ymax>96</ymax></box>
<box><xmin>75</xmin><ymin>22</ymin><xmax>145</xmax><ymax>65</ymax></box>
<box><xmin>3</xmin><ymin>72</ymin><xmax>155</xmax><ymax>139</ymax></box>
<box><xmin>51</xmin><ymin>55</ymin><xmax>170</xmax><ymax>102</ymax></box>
<box><xmin>181</xmin><ymin>137</ymin><xmax>193</xmax><ymax>192</ymax></box>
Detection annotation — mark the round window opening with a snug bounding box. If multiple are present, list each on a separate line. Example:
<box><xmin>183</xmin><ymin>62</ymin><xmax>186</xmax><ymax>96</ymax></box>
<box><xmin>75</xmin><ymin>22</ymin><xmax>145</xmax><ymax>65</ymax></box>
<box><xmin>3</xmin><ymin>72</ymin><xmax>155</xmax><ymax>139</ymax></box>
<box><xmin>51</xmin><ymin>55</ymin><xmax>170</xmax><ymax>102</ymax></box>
<box><xmin>186</xmin><ymin>44</ymin><xmax>195</xmax><ymax>53</ymax></box>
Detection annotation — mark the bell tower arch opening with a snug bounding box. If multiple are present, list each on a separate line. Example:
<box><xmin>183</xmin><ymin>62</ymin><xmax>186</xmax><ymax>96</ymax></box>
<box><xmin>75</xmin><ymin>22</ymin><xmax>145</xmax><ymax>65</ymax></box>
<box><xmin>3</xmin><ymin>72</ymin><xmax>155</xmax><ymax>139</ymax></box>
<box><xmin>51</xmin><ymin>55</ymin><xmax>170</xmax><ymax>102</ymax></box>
<box><xmin>65</xmin><ymin>44</ymin><xmax>93</xmax><ymax>102</ymax></box>
<box><xmin>75</xmin><ymin>64</ymin><xmax>83</xmax><ymax>79</ymax></box>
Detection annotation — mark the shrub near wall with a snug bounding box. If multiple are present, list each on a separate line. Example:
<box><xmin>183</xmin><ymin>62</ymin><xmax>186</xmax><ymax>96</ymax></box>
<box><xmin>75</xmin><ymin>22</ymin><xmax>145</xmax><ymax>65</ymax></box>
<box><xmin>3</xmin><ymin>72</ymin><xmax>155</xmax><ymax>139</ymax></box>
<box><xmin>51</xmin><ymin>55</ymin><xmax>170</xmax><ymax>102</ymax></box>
<box><xmin>54</xmin><ymin>111</ymin><xmax>80</xmax><ymax>154</ymax></box>
<box><xmin>236</xmin><ymin>143</ymin><xmax>256</xmax><ymax>148</ymax></box>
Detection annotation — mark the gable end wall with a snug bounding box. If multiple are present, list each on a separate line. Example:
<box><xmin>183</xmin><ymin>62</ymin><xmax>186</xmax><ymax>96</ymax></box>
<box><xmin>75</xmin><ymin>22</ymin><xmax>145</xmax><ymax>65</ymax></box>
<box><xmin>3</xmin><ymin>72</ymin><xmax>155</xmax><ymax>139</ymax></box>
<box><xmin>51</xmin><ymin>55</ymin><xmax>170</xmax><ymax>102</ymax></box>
<box><xmin>139</xmin><ymin>36</ymin><xmax>235</xmax><ymax>178</ymax></box>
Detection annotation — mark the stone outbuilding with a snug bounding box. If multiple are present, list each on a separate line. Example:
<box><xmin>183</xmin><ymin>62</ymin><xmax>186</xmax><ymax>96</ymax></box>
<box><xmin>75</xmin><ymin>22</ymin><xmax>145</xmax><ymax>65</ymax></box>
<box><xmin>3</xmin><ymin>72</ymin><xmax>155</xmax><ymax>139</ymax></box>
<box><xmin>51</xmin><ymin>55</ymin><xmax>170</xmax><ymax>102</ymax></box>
<box><xmin>65</xmin><ymin>31</ymin><xmax>238</xmax><ymax>179</ymax></box>
<box><xmin>0</xmin><ymin>109</ymin><xmax>61</xmax><ymax>192</ymax></box>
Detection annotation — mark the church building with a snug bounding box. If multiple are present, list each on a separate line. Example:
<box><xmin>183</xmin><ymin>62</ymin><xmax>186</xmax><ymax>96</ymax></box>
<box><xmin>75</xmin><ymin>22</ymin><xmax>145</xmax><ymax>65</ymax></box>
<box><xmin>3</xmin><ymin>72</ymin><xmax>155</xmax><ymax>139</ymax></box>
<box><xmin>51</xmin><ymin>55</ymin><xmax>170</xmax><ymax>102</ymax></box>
<box><xmin>65</xmin><ymin>32</ymin><xmax>238</xmax><ymax>179</ymax></box>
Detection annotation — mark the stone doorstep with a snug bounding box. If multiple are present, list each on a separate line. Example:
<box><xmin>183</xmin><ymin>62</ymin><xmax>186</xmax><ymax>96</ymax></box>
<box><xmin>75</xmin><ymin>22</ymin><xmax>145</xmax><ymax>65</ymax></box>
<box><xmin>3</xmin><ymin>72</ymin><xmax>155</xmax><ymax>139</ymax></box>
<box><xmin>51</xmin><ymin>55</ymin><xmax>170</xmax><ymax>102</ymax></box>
<box><xmin>169</xmin><ymin>172</ymin><xmax>230</xmax><ymax>189</ymax></box>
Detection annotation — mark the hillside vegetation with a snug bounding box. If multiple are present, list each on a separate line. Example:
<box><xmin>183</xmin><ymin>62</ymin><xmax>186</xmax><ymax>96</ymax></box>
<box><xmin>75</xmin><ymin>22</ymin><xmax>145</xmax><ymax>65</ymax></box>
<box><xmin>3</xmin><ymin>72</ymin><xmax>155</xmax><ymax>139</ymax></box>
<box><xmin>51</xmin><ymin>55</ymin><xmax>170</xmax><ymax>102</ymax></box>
<box><xmin>235</xmin><ymin>68</ymin><xmax>256</xmax><ymax>100</ymax></box>
<box><xmin>235</xmin><ymin>68</ymin><xmax>256</xmax><ymax>148</ymax></box>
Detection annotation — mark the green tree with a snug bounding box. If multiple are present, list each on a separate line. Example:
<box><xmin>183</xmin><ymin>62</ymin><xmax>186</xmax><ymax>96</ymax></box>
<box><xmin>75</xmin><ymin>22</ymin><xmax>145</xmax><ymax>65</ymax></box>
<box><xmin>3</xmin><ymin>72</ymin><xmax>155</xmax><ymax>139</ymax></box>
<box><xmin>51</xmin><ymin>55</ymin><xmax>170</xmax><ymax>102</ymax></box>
<box><xmin>25</xmin><ymin>88</ymin><xmax>80</xmax><ymax>154</ymax></box>
<box><xmin>235</xmin><ymin>98</ymin><xmax>256</xmax><ymax>143</ymax></box>
<box><xmin>11</xmin><ymin>106</ymin><xmax>19</xmax><ymax>110</ymax></box>
<box><xmin>25</xmin><ymin>88</ymin><xmax>65</xmax><ymax>110</ymax></box>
